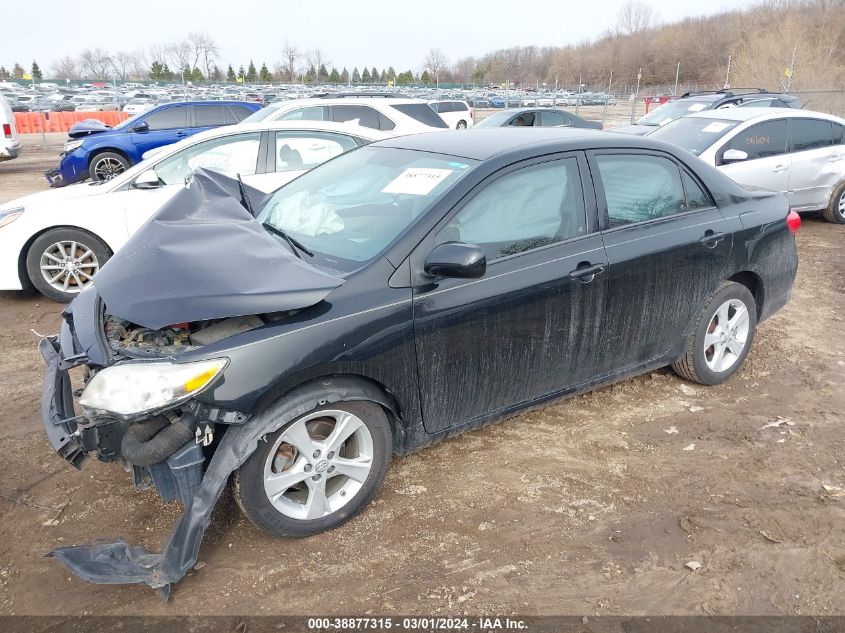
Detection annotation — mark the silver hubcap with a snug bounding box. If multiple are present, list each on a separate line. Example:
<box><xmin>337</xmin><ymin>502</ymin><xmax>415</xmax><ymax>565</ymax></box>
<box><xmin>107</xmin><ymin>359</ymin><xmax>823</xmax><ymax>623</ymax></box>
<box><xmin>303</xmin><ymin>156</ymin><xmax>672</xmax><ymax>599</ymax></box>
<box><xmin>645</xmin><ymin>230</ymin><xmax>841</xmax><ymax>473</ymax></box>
<box><xmin>93</xmin><ymin>156</ymin><xmax>125</xmax><ymax>181</ymax></box>
<box><xmin>704</xmin><ymin>299</ymin><xmax>750</xmax><ymax>373</ymax></box>
<box><xmin>39</xmin><ymin>240</ymin><xmax>99</xmax><ymax>294</ymax></box>
<box><xmin>263</xmin><ymin>410</ymin><xmax>373</xmax><ymax>521</ymax></box>
<box><xmin>838</xmin><ymin>190</ymin><xmax>845</xmax><ymax>215</ymax></box>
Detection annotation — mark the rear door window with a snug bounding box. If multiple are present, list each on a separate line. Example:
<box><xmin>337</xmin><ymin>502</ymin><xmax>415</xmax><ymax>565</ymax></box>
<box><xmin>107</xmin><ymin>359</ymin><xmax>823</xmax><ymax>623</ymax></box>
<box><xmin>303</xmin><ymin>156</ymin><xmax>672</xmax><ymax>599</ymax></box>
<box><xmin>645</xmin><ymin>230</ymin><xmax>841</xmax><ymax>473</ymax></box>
<box><xmin>540</xmin><ymin>110</ymin><xmax>571</xmax><ymax>127</ymax></box>
<box><xmin>722</xmin><ymin>120</ymin><xmax>788</xmax><ymax>161</ymax></box>
<box><xmin>193</xmin><ymin>104</ymin><xmax>230</xmax><ymax>127</ymax></box>
<box><xmin>509</xmin><ymin>112</ymin><xmax>536</xmax><ymax>127</ymax></box>
<box><xmin>279</xmin><ymin>106</ymin><xmax>326</xmax><ymax>121</ymax></box>
<box><xmin>390</xmin><ymin>103</ymin><xmax>449</xmax><ymax>128</ymax></box>
<box><xmin>790</xmin><ymin>119</ymin><xmax>834</xmax><ymax>152</ymax></box>
<box><xmin>274</xmin><ymin>131</ymin><xmax>358</xmax><ymax>172</ymax></box>
<box><xmin>330</xmin><ymin>105</ymin><xmax>391</xmax><ymax>130</ymax></box>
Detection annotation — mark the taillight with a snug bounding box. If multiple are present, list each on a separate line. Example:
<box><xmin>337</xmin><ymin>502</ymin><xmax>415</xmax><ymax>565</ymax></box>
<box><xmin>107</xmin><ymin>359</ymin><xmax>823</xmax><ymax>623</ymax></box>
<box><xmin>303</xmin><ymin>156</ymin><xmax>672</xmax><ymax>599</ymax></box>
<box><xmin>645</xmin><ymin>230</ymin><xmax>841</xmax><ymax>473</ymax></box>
<box><xmin>786</xmin><ymin>210</ymin><xmax>801</xmax><ymax>235</ymax></box>
<box><xmin>2</xmin><ymin>123</ymin><xmax>10</xmax><ymax>139</ymax></box>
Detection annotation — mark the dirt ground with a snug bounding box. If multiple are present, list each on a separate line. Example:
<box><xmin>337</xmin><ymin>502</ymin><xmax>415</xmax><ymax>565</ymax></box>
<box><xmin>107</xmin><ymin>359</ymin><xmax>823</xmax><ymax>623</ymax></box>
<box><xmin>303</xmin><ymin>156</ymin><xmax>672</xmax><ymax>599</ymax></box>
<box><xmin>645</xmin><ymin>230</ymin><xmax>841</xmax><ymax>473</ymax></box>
<box><xmin>0</xmin><ymin>135</ymin><xmax>843</xmax><ymax>617</ymax></box>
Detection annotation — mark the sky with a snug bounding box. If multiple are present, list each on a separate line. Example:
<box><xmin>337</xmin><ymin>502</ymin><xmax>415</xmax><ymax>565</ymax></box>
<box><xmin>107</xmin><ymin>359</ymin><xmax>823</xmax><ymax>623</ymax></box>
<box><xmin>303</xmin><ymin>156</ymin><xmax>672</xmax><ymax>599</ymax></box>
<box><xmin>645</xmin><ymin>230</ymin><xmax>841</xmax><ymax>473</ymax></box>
<box><xmin>3</xmin><ymin>0</ymin><xmax>762</xmax><ymax>73</ymax></box>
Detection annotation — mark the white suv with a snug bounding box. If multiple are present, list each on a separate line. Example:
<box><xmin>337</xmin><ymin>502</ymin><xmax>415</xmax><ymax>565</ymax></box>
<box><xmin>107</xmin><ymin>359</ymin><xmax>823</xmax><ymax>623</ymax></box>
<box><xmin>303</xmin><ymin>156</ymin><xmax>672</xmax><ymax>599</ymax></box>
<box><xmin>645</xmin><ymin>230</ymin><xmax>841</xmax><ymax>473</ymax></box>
<box><xmin>428</xmin><ymin>100</ymin><xmax>474</xmax><ymax>129</ymax></box>
<box><xmin>0</xmin><ymin>94</ymin><xmax>21</xmax><ymax>161</ymax></box>
<box><xmin>649</xmin><ymin>107</ymin><xmax>845</xmax><ymax>223</ymax></box>
<box><xmin>242</xmin><ymin>96</ymin><xmax>449</xmax><ymax>135</ymax></box>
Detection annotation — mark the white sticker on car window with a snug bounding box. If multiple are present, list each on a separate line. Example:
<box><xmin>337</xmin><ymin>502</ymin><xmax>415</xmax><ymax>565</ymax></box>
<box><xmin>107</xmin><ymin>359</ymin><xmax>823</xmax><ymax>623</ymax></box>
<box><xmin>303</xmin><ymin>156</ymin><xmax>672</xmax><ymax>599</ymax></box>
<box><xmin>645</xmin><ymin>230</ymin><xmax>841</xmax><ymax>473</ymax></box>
<box><xmin>381</xmin><ymin>168</ymin><xmax>453</xmax><ymax>195</ymax></box>
<box><xmin>702</xmin><ymin>122</ymin><xmax>732</xmax><ymax>133</ymax></box>
<box><xmin>687</xmin><ymin>103</ymin><xmax>708</xmax><ymax>112</ymax></box>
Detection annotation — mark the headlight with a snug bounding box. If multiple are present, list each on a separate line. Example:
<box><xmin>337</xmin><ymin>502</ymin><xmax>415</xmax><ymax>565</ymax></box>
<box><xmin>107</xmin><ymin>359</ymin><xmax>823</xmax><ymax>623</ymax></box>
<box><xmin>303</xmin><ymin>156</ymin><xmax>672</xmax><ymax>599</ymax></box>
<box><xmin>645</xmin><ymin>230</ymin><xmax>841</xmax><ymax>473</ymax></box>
<box><xmin>79</xmin><ymin>358</ymin><xmax>227</xmax><ymax>417</ymax></box>
<box><xmin>64</xmin><ymin>139</ymin><xmax>84</xmax><ymax>153</ymax></box>
<box><xmin>0</xmin><ymin>206</ymin><xmax>23</xmax><ymax>229</ymax></box>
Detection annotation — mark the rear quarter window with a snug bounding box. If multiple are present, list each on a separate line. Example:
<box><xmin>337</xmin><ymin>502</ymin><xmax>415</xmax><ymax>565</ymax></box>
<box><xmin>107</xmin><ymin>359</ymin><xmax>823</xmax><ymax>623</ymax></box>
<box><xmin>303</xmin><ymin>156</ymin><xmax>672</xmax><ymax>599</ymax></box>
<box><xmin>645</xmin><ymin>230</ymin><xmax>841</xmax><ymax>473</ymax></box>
<box><xmin>390</xmin><ymin>103</ymin><xmax>449</xmax><ymax>128</ymax></box>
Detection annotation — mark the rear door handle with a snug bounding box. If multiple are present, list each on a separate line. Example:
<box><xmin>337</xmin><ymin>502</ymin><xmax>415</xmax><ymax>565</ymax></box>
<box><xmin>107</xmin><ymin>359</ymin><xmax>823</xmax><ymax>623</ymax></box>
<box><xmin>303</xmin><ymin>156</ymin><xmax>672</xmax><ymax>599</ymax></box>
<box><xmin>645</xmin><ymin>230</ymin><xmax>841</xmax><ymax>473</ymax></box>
<box><xmin>700</xmin><ymin>230</ymin><xmax>727</xmax><ymax>248</ymax></box>
<box><xmin>772</xmin><ymin>164</ymin><xmax>789</xmax><ymax>173</ymax></box>
<box><xmin>176</xmin><ymin>130</ymin><xmax>189</xmax><ymax>137</ymax></box>
<box><xmin>569</xmin><ymin>262</ymin><xmax>606</xmax><ymax>282</ymax></box>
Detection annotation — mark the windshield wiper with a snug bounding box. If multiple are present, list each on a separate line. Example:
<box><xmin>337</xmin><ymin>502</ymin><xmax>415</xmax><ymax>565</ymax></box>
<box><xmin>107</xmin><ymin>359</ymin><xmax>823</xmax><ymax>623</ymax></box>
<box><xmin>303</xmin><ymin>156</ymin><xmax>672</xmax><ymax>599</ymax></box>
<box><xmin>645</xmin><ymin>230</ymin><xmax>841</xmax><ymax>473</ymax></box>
<box><xmin>261</xmin><ymin>222</ymin><xmax>314</xmax><ymax>259</ymax></box>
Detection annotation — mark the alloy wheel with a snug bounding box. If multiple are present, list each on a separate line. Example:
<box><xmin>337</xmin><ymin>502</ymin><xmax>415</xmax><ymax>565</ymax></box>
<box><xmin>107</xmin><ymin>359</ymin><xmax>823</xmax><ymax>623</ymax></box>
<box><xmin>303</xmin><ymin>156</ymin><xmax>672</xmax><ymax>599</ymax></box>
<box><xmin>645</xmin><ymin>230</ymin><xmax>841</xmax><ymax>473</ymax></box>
<box><xmin>703</xmin><ymin>298</ymin><xmax>750</xmax><ymax>373</ymax></box>
<box><xmin>93</xmin><ymin>156</ymin><xmax>126</xmax><ymax>181</ymax></box>
<box><xmin>263</xmin><ymin>410</ymin><xmax>374</xmax><ymax>520</ymax></box>
<box><xmin>39</xmin><ymin>240</ymin><xmax>99</xmax><ymax>294</ymax></box>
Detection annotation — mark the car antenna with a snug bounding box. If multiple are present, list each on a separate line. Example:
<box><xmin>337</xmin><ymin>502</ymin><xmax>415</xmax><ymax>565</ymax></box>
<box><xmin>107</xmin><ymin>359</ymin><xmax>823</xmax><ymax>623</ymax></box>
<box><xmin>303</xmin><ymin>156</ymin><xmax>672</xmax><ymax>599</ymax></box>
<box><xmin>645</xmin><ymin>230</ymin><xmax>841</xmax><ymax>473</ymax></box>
<box><xmin>235</xmin><ymin>173</ymin><xmax>254</xmax><ymax>215</ymax></box>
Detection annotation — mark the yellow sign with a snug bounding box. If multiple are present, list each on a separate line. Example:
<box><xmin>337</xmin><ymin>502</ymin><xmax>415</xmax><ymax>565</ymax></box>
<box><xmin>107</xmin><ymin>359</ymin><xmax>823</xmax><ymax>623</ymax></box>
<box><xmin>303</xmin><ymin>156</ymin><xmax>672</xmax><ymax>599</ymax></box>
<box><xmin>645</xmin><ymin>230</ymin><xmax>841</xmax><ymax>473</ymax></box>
<box><xmin>23</xmin><ymin>74</ymin><xmax>32</xmax><ymax>80</ymax></box>
<box><xmin>784</xmin><ymin>68</ymin><xmax>793</xmax><ymax>78</ymax></box>
<box><xmin>236</xmin><ymin>76</ymin><xmax>244</xmax><ymax>83</ymax></box>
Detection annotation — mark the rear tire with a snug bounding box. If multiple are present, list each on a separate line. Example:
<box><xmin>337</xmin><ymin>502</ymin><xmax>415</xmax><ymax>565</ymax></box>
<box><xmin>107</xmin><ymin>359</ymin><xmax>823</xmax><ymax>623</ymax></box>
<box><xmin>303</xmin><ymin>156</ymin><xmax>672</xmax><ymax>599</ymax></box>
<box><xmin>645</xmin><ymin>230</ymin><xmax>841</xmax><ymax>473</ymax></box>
<box><xmin>672</xmin><ymin>281</ymin><xmax>757</xmax><ymax>385</ymax></box>
<box><xmin>456</xmin><ymin>120</ymin><xmax>468</xmax><ymax>129</ymax></box>
<box><xmin>822</xmin><ymin>181</ymin><xmax>845</xmax><ymax>224</ymax></box>
<box><xmin>88</xmin><ymin>151</ymin><xmax>130</xmax><ymax>182</ymax></box>
<box><xmin>25</xmin><ymin>227</ymin><xmax>111</xmax><ymax>303</ymax></box>
<box><xmin>235</xmin><ymin>400</ymin><xmax>392</xmax><ymax>538</ymax></box>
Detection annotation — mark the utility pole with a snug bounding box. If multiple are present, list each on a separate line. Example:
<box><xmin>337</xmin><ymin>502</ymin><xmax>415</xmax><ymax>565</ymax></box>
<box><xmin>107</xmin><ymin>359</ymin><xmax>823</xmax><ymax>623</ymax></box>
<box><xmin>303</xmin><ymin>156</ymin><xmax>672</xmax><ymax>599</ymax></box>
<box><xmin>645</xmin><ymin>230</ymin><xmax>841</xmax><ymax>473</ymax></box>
<box><xmin>724</xmin><ymin>55</ymin><xmax>732</xmax><ymax>90</ymax></box>
<box><xmin>602</xmin><ymin>70</ymin><xmax>613</xmax><ymax>126</ymax></box>
<box><xmin>785</xmin><ymin>46</ymin><xmax>797</xmax><ymax>92</ymax></box>
<box><xmin>673</xmin><ymin>61</ymin><xmax>680</xmax><ymax>96</ymax></box>
<box><xmin>575</xmin><ymin>73</ymin><xmax>582</xmax><ymax>116</ymax></box>
<box><xmin>630</xmin><ymin>68</ymin><xmax>642</xmax><ymax>124</ymax></box>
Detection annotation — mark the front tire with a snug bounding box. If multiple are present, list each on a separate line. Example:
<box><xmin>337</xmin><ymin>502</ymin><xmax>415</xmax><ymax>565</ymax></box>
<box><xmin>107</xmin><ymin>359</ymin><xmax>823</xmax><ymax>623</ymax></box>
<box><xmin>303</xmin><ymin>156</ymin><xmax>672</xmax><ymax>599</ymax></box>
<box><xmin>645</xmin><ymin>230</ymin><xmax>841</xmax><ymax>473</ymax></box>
<box><xmin>235</xmin><ymin>401</ymin><xmax>392</xmax><ymax>538</ymax></box>
<box><xmin>823</xmin><ymin>181</ymin><xmax>845</xmax><ymax>224</ymax></box>
<box><xmin>672</xmin><ymin>281</ymin><xmax>757</xmax><ymax>385</ymax></box>
<box><xmin>25</xmin><ymin>227</ymin><xmax>111</xmax><ymax>302</ymax></box>
<box><xmin>88</xmin><ymin>151</ymin><xmax>130</xmax><ymax>182</ymax></box>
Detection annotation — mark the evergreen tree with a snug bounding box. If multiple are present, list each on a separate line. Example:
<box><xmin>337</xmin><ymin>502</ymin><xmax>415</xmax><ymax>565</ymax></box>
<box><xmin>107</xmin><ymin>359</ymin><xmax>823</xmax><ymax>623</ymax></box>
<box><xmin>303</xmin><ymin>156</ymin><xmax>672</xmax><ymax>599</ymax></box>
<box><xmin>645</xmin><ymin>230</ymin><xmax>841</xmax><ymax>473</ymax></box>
<box><xmin>420</xmin><ymin>70</ymin><xmax>431</xmax><ymax>84</ymax></box>
<box><xmin>226</xmin><ymin>64</ymin><xmax>236</xmax><ymax>82</ymax></box>
<box><xmin>318</xmin><ymin>64</ymin><xmax>328</xmax><ymax>82</ymax></box>
<box><xmin>341</xmin><ymin>67</ymin><xmax>350</xmax><ymax>84</ymax></box>
<box><xmin>31</xmin><ymin>60</ymin><xmax>42</xmax><ymax>81</ymax></box>
<box><xmin>238</xmin><ymin>65</ymin><xmax>246</xmax><ymax>82</ymax></box>
<box><xmin>352</xmin><ymin>67</ymin><xmax>361</xmax><ymax>83</ymax></box>
<box><xmin>191</xmin><ymin>67</ymin><xmax>204</xmax><ymax>82</ymax></box>
<box><xmin>149</xmin><ymin>61</ymin><xmax>164</xmax><ymax>80</ymax></box>
<box><xmin>361</xmin><ymin>67</ymin><xmax>371</xmax><ymax>83</ymax></box>
<box><xmin>182</xmin><ymin>65</ymin><xmax>192</xmax><ymax>81</ymax></box>
<box><xmin>329</xmin><ymin>67</ymin><xmax>341</xmax><ymax>83</ymax></box>
<box><xmin>246</xmin><ymin>60</ymin><xmax>257</xmax><ymax>83</ymax></box>
<box><xmin>162</xmin><ymin>63</ymin><xmax>174</xmax><ymax>80</ymax></box>
<box><xmin>387</xmin><ymin>66</ymin><xmax>396</xmax><ymax>82</ymax></box>
<box><xmin>0</xmin><ymin>67</ymin><xmax>8</xmax><ymax>80</ymax></box>
<box><xmin>380</xmin><ymin>69</ymin><xmax>387</xmax><ymax>83</ymax></box>
<box><xmin>12</xmin><ymin>63</ymin><xmax>24</xmax><ymax>79</ymax></box>
<box><xmin>303</xmin><ymin>64</ymin><xmax>316</xmax><ymax>83</ymax></box>
<box><xmin>259</xmin><ymin>63</ymin><xmax>271</xmax><ymax>83</ymax></box>
<box><xmin>370</xmin><ymin>67</ymin><xmax>379</xmax><ymax>83</ymax></box>
<box><xmin>211</xmin><ymin>65</ymin><xmax>223</xmax><ymax>82</ymax></box>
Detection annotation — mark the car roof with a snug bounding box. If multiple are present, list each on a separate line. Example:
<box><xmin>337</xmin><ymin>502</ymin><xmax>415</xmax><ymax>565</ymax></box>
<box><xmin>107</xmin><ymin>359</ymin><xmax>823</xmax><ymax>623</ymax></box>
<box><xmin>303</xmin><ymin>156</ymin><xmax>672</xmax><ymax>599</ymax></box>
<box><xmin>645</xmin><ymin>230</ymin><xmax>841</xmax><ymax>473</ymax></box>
<box><xmin>267</xmin><ymin>97</ymin><xmax>426</xmax><ymax>109</ymax></box>
<box><xmin>174</xmin><ymin>119</ymin><xmax>394</xmax><ymax>146</ymax></box>
<box><xmin>683</xmin><ymin>107</ymin><xmax>844</xmax><ymax>124</ymax></box>
<box><xmin>373</xmin><ymin>127</ymin><xmax>661</xmax><ymax>161</ymax></box>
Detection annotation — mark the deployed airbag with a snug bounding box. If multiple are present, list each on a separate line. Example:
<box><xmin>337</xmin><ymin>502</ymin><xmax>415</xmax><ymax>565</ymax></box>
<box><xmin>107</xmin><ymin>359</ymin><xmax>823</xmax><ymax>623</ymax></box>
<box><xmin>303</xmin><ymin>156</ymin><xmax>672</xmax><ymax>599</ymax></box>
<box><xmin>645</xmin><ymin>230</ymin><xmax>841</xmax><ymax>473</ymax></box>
<box><xmin>92</xmin><ymin>169</ymin><xmax>344</xmax><ymax>330</ymax></box>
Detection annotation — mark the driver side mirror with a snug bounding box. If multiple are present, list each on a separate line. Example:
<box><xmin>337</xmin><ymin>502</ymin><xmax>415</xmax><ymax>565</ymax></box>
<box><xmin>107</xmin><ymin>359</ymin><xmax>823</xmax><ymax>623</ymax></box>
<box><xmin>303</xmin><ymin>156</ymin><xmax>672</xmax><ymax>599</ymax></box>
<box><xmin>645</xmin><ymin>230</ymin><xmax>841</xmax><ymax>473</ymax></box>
<box><xmin>722</xmin><ymin>149</ymin><xmax>749</xmax><ymax>164</ymax></box>
<box><xmin>132</xmin><ymin>120</ymin><xmax>149</xmax><ymax>133</ymax></box>
<box><xmin>132</xmin><ymin>169</ymin><xmax>160</xmax><ymax>189</ymax></box>
<box><xmin>424</xmin><ymin>242</ymin><xmax>486</xmax><ymax>279</ymax></box>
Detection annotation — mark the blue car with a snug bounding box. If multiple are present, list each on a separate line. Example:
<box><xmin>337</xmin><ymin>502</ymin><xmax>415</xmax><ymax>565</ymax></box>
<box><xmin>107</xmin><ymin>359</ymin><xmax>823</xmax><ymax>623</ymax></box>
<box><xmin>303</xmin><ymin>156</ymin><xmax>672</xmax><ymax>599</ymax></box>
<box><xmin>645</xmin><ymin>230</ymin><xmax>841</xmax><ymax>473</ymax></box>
<box><xmin>46</xmin><ymin>101</ymin><xmax>261</xmax><ymax>186</ymax></box>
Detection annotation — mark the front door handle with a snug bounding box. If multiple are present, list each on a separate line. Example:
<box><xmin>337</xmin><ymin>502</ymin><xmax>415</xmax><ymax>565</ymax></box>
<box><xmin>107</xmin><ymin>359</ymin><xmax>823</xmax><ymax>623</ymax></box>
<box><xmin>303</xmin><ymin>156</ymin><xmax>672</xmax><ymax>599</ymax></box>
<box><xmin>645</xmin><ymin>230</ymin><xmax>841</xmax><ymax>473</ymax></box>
<box><xmin>569</xmin><ymin>262</ymin><xmax>607</xmax><ymax>283</ymax></box>
<box><xmin>176</xmin><ymin>130</ymin><xmax>189</xmax><ymax>137</ymax></box>
<box><xmin>772</xmin><ymin>164</ymin><xmax>789</xmax><ymax>173</ymax></box>
<box><xmin>700</xmin><ymin>230</ymin><xmax>727</xmax><ymax>248</ymax></box>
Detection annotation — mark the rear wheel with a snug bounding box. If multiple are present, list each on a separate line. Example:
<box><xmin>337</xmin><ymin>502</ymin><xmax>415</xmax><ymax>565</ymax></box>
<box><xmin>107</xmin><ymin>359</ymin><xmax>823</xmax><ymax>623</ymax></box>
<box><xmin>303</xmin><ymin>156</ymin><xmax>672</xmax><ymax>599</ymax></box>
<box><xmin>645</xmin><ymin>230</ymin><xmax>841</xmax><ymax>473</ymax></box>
<box><xmin>25</xmin><ymin>227</ymin><xmax>111</xmax><ymax>302</ymax></box>
<box><xmin>822</xmin><ymin>181</ymin><xmax>845</xmax><ymax>224</ymax></box>
<box><xmin>456</xmin><ymin>120</ymin><xmax>468</xmax><ymax>129</ymax></box>
<box><xmin>235</xmin><ymin>401</ymin><xmax>392</xmax><ymax>538</ymax></box>
<box><xmin>672</xmin><ymin>282</ymin><xmax>757</xmax><ymax>385</ymax></box>
<box><xmin>88</xmin><ymin>151</ymin><xmax>130</xmax><ymax>182</ymax></box>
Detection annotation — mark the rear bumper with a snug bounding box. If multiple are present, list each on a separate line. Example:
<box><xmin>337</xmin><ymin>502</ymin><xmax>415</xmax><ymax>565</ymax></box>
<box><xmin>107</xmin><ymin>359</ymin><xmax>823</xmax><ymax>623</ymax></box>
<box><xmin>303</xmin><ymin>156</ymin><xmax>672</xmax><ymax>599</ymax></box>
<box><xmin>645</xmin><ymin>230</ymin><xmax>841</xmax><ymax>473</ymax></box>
<box><xmin>0</xmin><ymin>141</ymin><xmax>21</xmax><ymax>160</ymax></box>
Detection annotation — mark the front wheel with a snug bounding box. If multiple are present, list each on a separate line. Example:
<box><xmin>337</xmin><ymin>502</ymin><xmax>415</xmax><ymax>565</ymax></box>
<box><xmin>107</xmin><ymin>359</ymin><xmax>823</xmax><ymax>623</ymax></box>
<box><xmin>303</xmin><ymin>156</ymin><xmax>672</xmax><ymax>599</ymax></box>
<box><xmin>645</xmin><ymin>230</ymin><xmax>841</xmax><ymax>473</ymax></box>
<box><xmin>235</xmin><ymin>401</ymin><xmax>392</xmax><ymax>538</ymax></box>
<box><xmin>672</xmin><ymin>281</ymin><xmax>757</xmax><ymax>385</ymax></box>
<box><xmin>88</xmin><ymin>151</ymin><xmax>130</xmax><ymax>182</ymax></box>
<box><xmin>25</xmin><ymin>227</ymin><xmax>111</xmax><ymax>302</ymax></box>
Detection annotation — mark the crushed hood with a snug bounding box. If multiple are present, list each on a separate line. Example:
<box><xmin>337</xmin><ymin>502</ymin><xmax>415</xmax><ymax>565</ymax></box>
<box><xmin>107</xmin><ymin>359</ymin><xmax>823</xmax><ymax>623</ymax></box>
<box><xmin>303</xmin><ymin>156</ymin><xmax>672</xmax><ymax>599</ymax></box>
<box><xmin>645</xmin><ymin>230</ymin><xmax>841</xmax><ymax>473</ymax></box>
<box><xmin>68</xmin><ymin>119</ymin><xmax>114</xmax><ymax>139</ymax></box>
<box><xmin>91</xmin><ymin>168</ymin><xmax>343</xmax><ymax>330</ymax></box>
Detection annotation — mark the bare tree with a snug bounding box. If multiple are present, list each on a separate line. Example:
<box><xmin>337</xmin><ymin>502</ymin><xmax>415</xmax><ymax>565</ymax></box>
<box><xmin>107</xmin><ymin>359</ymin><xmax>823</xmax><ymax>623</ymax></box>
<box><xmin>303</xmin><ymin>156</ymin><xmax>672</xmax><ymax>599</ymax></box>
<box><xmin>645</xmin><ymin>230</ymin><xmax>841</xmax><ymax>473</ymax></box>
<box><xmin>452</xmin><ymin>56</ymin><xmax>477</xmax><ymax>83</ymax></box>
<box><xmin>51</xmin><ymin>55</ymin><xmax>79</xmax><ymax>80</ymax></box>
<box><xmin>188</xmin><ymin>32</ymin><xmax>219</xmax><ymax>78</ymax></box>
<box><xmin>281</xmin><ymin>41</ymin><xmax>300</xmax><ymax>82</ymax></box>
<box><xmin>167</xmin><ymin>40</ymin><xmax>193</xmax><ymax>72</ymax></box>
<box><xmin>79</xmin><ymin>48</ymin><xmax>113</xmax><ymax>80</ymax></box>
<box><xmin>128</xmin><ymin>51</ymin><xmax>148</xmax><ymax>81</ymax></box>
<box><xmin>424</xmin><ymin>48</ymin><xmax>449</xmax><ymax>83</ymax></box>
<box><xmin>111</xmin><ymin>51</ymin><xmax>133</xmax><ymax>80</ymax></box>
<box><xmin>305</xmin><ymin>48</ymin><xmax>330</xmax><ymax>82</ymax></box>
<box><xmin>616</xmin><ymin>1</ymin><xmax>657</xmax><ymax>36</ymax></box>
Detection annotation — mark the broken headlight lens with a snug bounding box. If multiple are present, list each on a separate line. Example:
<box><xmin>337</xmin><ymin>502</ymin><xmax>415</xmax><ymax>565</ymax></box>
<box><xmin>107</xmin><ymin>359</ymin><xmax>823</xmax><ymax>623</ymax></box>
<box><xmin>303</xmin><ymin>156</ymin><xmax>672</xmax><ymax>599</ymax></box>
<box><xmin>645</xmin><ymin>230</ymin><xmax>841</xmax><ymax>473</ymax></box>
<box><xmin>79</xmin><ymin>358</ymin><xmax>228</xmax><ymax>417</ymax></box>
<box><xmin>64</xmin><ymin>139</ymin><xmax>84</xmax><ymax>153</ymax></box>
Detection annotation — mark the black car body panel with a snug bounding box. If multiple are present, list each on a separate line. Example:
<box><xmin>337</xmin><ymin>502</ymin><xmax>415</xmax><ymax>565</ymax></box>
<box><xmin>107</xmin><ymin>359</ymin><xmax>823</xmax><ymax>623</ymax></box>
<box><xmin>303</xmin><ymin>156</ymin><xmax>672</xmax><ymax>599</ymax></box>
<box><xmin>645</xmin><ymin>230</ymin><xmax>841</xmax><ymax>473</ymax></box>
<box><xmin>39</xmin><ymin>129</ymin><xmax>798</xmax><ymax>594</ymax></box>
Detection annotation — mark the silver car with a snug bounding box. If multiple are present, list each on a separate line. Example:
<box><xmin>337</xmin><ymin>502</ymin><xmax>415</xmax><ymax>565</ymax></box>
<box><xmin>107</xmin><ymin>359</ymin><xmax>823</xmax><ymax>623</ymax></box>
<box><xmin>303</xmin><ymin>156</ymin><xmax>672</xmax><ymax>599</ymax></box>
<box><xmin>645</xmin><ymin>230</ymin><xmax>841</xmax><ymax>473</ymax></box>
<box><xmin>649</xmin><ymin>108</ymin><xmax>845</xmax><ymax>223</ymax></box>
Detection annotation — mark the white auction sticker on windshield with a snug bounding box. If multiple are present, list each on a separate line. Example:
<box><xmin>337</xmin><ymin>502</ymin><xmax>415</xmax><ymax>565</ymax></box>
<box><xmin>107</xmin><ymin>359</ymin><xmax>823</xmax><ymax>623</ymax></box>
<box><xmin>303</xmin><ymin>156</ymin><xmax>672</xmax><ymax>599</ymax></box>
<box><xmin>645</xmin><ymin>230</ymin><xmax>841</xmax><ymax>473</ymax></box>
<box><xmin>381</xmin><ymin>168</ymin><xmax>453</xmax><ymax>196</ymax></box>
<box><xmin>701</xmin><ymin>122</ymin><xmax>732</xmax><ymax>133</ymax></box>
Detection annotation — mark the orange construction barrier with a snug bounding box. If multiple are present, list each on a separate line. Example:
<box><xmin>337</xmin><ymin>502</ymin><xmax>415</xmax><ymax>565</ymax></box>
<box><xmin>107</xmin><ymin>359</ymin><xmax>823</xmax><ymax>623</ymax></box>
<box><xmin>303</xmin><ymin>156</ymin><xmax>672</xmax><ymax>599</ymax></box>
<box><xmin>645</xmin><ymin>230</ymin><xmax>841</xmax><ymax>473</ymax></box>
<box><xmin>14</xmin><ymin>111</ymin><xmax>130</xmax><ymax>134</ymax></box>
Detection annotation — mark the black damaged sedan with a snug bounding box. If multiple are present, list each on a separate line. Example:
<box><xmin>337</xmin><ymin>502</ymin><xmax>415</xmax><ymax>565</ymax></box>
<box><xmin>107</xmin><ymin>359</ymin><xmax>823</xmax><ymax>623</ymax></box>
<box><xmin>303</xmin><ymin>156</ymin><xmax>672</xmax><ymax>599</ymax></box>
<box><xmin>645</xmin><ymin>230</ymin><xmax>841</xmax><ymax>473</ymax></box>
<box><xmin>40</xmin><ymin>128</ymin><xmax>799</xmax><ymax>593</ymax></box>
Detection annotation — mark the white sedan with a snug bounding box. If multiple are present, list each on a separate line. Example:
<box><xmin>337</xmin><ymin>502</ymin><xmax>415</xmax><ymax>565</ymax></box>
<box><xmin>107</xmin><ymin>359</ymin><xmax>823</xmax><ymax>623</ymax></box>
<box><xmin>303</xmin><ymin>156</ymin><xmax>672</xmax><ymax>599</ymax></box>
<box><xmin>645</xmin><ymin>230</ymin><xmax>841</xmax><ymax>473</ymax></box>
<box><xmin>0</xmin><ymin>120</ymin><xmax>393</xmax><ymax>302</ymax></box>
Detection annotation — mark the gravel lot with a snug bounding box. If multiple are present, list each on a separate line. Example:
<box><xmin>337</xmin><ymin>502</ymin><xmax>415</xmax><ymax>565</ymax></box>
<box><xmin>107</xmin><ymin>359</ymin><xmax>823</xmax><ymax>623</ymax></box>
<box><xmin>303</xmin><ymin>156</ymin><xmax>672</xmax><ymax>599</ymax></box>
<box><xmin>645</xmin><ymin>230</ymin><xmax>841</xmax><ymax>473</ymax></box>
<box><xmin>0</xmin><ymin>134</ymin><xmax>843</xmax><ymax>616</ymax></box>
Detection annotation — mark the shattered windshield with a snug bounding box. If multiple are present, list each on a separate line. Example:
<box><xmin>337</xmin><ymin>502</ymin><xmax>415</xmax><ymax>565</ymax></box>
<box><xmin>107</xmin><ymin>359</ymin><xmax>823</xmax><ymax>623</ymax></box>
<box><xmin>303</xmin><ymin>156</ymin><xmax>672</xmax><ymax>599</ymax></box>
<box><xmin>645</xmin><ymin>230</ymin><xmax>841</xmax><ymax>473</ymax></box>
<box><xmin>257</xmin><ymin>147</ymin><xmax>477</xmax><ymax>271</ymax></box>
